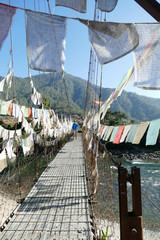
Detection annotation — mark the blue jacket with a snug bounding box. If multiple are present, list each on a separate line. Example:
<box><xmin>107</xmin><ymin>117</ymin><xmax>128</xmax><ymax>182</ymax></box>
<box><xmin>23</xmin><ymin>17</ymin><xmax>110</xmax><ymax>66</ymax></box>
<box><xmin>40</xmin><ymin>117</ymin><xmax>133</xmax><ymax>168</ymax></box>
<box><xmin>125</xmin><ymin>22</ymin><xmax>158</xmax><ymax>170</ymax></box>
<box><xmin>72</xmin><ymin>122</ymin><xmax>79</xmax><ymax>130</ymax></box>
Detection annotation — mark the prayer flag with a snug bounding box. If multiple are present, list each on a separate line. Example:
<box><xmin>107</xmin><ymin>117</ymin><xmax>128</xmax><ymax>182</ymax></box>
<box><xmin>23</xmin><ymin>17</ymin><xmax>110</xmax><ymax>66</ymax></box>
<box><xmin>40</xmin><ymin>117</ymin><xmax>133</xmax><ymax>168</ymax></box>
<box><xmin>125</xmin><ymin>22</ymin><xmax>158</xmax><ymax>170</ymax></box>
<box><xmin>24</xmin><ymin>107</ymin><xmax>28</xmax><ymax>118</ymax></box>
<box><xmin>0</xmin><ymin>78</ymin><xmax>5</xmax><ymax>92</ymax></box>
<box><xmin>134</xmin><ymin>23</ymin><xmax>160</xmax><ymax>89</ymax></box>
<box><xmin>0</xmin><ymin>3</ymin><xmax>16</xmax><ymax>50</ymax></box>
<box><xmin>98</xmin><ymin>0</ymin><xmax>118</xmax><ymax>12</ymax></box>
<box><xmin>34</xmin><ymin>108</ymin><xmax>38</xmax><ymax>119</ymax></box>
<box><xmin>99</xmin><ymin>125</ymin><xmax>105</xmax><ymax>136</ymax></box>
<box><xmin>113</xmin><ymin>125</ymin><xmax>125</xmax><ymax>144</ymax></box>
<box><xmin>132</xmin><ymin>121</ymin><xmax>150</xmax><ymax>144</ymax></box>
<box><xmin>104</xmin><ymin>126</ymin><xmax>114</xmax><ymax>141</ymax></box>
<box><xmin>80</xmin><ymin>20</ymin><xmax>139</xmax><ymax>65</ymax></box>
<box><xmin>28</xmin><ymin>107</ymin><xmax>32</xmax><ymax>118</ymax></box>
<box><xmin>102</xmin><ymin>126</ymin><xmax>109</xmax><ymax>140</ymax></box>
<box><xmin>125</xmin><ymin>124</ymin><xmax>139</xmax><ymax>143</ymax></box>
<box><xmin>146</xmin><ymin>119</ymin><xmax>160</xmax><ymax>145</ymax></box>
<box><xmin>7</xmin><ymin>102</ymin><xmax>13</xmax><ymax>116</ymax></box>
<box><xmin>0</xmin><ymin>100</ymin><xmax>11</xmax><ymax>115</ymax></box>
<box><xmin>0</xmin><ymin>149</ymin><xmax>7</xmax><ymax>173</ymax></box>
<box><xmin>109</xmin><ymin>126</ymin><xmax>119</xmax><ymax>142</ymax></box>
<box><xmin>120</xmin><ymin>125</ymin><xmax>132</xmax><ymax>143</ymax></box>
<box><xmin>26</xmin><ymin>10</ymin><xmax>67</xmax><ymax>72</ymax></box>
<box><xmin>55</xmin><ymin>0</ymin><xmax>86</xmax><ymax>13</ymax></box>
<box><xmin>51</xmin><ymin>109</ymin><xmax>55</xmax><ymax>115</ymax></box>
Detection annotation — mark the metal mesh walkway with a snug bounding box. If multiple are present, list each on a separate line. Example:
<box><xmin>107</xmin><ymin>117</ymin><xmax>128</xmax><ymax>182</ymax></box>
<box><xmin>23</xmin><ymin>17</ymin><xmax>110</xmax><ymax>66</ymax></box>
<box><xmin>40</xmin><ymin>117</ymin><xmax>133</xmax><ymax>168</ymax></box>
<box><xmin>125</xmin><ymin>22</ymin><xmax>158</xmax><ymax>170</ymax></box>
<box><xmin>0</xmin><ymin>134</ymin><xmax>92</xmax><ymax>240</ymax></box>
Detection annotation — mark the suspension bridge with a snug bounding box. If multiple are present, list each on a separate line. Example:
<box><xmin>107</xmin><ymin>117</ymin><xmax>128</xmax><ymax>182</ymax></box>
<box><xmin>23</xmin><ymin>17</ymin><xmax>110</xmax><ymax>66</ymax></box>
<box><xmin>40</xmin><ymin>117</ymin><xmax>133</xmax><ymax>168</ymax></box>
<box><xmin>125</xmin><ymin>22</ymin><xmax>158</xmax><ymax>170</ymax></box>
<box><xmin>0</xmin><ymin>1</ymin><xmax>160</xmax><ymax>240</ymax></box>
<box><xmin>0</xmin><ymin>133</ymin><xmax>93</xmax><ymax>240</ymax></box>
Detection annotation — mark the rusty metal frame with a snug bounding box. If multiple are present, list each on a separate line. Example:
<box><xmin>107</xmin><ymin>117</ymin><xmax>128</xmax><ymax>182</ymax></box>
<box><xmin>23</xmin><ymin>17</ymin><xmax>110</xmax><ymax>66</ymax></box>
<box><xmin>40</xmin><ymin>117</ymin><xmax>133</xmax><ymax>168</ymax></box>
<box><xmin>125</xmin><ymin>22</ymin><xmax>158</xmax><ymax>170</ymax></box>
<box><xmin>118</xmin><ymin>166</ymin><xmax>143</xmax><ymax>240</ymax></box>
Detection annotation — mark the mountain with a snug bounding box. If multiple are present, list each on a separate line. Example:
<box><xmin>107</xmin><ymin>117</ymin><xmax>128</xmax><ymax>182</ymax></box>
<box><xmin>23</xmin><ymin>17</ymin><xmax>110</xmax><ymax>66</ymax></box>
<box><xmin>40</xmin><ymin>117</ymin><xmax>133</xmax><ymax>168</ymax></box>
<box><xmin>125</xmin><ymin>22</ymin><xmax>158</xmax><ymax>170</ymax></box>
<box><xmin>0</xmin><ymin>72</ymin><xmax>160</xmax><ymax>121</ymax></box>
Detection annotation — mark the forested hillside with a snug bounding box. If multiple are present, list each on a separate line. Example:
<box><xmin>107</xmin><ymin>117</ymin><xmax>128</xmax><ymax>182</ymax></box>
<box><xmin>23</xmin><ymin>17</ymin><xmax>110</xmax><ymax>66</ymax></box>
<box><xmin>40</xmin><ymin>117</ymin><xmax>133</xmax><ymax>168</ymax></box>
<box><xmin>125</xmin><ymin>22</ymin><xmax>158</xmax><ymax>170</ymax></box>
<box><xmin>0</xmin><ymin>72</ymin><xmax>160</xmax><ymax>121</ymax></box>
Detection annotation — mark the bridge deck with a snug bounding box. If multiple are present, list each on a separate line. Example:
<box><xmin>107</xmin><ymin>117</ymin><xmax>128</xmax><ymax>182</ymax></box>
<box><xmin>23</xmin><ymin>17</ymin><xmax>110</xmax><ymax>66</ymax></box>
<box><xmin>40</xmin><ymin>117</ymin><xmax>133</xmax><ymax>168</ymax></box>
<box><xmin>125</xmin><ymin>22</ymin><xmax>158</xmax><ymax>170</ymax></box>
<box><xmin>0</xmin><ymin>134</ymin><xmax>92</xmax><ymax>240</ymax></box>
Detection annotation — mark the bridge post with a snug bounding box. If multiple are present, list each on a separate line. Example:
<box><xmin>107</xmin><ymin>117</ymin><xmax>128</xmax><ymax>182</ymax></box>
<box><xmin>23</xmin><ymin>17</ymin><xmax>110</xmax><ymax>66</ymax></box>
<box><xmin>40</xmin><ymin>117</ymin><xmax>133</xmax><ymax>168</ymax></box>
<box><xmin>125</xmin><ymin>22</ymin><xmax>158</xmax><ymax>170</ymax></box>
<box><xmin>118</xmin><ymin>166</ymin><xmax>143</xmax><ymax>240</ymax></box>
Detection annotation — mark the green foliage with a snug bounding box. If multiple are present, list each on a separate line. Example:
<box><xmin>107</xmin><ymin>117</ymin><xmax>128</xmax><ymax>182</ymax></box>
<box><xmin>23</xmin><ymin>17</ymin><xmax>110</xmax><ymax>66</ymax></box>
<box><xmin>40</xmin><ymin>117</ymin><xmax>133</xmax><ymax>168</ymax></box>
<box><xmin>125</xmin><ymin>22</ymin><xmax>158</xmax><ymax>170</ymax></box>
<box><xmin>42</xmin><ymin>97</ymin><xmax>52</xmax><ymax>109</ymax></box>
<box><xmin>102</xmin><ymin>110</ymin><xmax>130</xmax><ymax>126</ymax></box>
<box><xmin>101</xmin><ymin>226</ymin><xmax>109</xmax><ymax>240</ymax></box>
<box><xmin>34</xmin><ymin>122</ymin><xmax>42</xmax><ymax>132</ymax></box>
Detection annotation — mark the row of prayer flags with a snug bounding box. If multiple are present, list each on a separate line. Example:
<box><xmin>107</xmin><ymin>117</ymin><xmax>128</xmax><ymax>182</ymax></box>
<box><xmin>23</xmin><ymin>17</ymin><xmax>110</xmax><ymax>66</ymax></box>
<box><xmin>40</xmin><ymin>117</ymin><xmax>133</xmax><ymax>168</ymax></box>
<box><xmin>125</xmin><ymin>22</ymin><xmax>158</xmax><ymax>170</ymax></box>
<box><xmin>99</xmin><ymin>66</ymin><xmax>134</xmax><ymax>120</ymax></box>
<box><xmin>1</xmin><ymin>3</ymin><xmax>160</xmax><ymax>91</ymax></box>
<box><xmin>0</xmin><ymin>100</ymin><xmax>55</xmax><ymax>120</ymax></box>
<box><xmin>99</xmin><ymin>119</ymin><xmax>160</xmax><ymax>146</ymax></box>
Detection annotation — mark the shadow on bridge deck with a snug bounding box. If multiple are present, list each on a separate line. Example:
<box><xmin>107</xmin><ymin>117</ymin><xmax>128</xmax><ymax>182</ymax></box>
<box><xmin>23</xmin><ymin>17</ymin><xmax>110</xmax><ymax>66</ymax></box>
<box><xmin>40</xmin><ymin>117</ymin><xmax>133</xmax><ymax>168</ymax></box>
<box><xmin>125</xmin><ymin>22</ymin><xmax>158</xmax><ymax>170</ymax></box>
<box><xmin>0</xmin><ymin>134</ymin><xmax>92</xmax><ymax>240</ymax></box>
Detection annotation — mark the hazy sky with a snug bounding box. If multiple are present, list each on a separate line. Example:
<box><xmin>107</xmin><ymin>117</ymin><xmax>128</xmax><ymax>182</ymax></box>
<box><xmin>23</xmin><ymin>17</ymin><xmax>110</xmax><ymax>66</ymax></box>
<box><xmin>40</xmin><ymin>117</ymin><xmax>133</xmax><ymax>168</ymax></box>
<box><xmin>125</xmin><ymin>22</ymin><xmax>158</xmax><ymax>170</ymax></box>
<box><xmin>0</xmin><ymin>0</ymin><xmax>160</xmax><ymax>99</ymax></box>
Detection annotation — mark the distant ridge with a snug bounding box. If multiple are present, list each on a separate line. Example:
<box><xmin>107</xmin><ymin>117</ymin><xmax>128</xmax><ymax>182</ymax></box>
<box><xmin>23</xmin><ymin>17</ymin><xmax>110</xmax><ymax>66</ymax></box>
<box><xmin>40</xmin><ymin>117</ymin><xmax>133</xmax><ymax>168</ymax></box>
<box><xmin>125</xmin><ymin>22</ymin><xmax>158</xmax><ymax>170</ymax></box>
<box><xmin>0</xmin><ymin>72</ymin><xmax>160</xmax><ymax>121</ymax></box>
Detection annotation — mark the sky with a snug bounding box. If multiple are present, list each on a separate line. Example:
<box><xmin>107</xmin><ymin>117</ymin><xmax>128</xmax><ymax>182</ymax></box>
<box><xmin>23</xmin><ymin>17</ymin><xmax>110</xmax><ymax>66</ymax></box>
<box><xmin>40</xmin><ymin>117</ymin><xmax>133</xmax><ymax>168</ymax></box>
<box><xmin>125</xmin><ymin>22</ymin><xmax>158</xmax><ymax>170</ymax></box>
<box><xmin>0</xmin><ymin>0</ymin><xmax>160</xmax><ymax>99</ymax></box>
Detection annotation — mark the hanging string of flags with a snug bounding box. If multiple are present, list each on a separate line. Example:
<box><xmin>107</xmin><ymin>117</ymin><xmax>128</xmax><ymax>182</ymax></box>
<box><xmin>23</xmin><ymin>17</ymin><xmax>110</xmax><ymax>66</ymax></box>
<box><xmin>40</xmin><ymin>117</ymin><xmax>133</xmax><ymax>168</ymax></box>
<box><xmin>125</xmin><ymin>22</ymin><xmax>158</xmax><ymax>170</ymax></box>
<box><xmin>94</xmin><ymin>119</ymin><xmax>160</xmax><ymax>146</ymax></box>
<box><xmin>0</xmin><ymin>2</ymin><xmax>160</xmax><ymax>91</ymax></box>
<box><xmin>1</xmin><ymin>0</ymin><xmax>160</xmax><ymax>141</ymax></box>
<box><xmin>0</xmin><ymin>97</ymin><xmax>73</xmax><ymax>173</ymax></box>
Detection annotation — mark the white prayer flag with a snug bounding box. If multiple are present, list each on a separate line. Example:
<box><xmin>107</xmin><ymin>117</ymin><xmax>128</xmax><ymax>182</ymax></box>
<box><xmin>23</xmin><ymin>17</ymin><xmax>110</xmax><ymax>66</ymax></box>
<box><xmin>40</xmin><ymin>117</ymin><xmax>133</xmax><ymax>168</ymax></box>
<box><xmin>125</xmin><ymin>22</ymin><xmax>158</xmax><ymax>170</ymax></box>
<box><xmin>0</xmin><ymin>78</ymin><xmax>5</xmax><ymax>92</ymax></box>
<box><xmin>134</xmin><ymin>23</ymin><xmax>160</xmax><ymax>89</ymax></box>
<box><xmin>55</xmin><ymin>0</ymin><xmax>86</xmax><ymax>13</ymax></box>
<box><xmin>98</xmin><ymin>0</ymin><xmax>118</xmax><ymax>12</ymax></box>
<box><xmin>30</xmin><ymin>78</ymin><xmax>42</xmax><ymax>105</ymax></box>
<box><xmin>6</xmin><ymin>70</ymin><xmax>13</xmax><ymax>88</ymax></box>
<box><xmin>26</xmin><ymin>10</ymin><xmax>67</xmax><ymax>72</ymax></box>
<box><xmin>80</xmin><ymin>20</ymin><xmax>139</xmax><ymax>64</ymax></box>
<box><xmin>0</xmin><ymin>149</ymin><xmax>7</xmax><ymax>172</ymax></box>
<box><xmin>0</xmin><ymin>3</ymin><xmax>16</xmax><ymax>50</ymax></box>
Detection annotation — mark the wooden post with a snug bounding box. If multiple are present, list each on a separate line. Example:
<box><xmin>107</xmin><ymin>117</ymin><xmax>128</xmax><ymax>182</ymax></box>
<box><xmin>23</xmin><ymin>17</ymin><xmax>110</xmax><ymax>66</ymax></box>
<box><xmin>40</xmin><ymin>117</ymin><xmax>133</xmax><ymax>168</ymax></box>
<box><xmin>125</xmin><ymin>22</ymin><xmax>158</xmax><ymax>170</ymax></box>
<box><xmin>118</xmin><ymin>167</ymin><xmax>128</xmax><ymax>240</ymax></box>
<box><xmin>118</xmin><ymin>166</ymin><xmax>143</xmax><ymax>240</ymax></box>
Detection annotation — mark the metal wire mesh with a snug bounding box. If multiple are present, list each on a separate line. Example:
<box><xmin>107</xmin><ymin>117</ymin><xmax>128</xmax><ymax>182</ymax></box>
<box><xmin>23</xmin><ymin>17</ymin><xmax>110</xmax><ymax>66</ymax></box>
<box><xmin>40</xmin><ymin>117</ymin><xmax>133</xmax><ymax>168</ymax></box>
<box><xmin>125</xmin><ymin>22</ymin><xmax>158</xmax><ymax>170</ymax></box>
<box><xmin>0</xmin><ymin>134</ymin><xmax>92</xmax><ymax>239</ymax></box>
<box><xmin>82</xmin><ymin>130</ymin><xmax>120</xmax><ymax>239</ymax></box>
<box><xmin>0</xmin><ymin>133</ymin><xmax>72</xmax><ymax>232</ymax></box>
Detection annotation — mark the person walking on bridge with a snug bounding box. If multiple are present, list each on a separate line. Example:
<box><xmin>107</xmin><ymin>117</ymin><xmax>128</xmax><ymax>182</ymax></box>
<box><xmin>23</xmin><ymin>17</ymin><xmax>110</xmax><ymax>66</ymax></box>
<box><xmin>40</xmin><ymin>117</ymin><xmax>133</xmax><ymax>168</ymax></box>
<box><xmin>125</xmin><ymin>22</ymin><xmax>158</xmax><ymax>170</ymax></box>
<box><xmin>72</xmin><ymin>120</ymin><xmax>79</xmax><ymax>139</ymax></box>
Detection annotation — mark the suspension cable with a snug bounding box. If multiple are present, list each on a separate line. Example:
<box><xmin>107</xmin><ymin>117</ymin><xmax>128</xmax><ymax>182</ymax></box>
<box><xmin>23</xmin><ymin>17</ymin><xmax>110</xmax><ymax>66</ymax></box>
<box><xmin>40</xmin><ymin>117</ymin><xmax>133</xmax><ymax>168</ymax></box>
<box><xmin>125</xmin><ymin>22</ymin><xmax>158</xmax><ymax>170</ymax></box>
<box><xmin>142</xmin><ymin>191</ymin><xmax>160</xmax><ymax>212</ymax></box>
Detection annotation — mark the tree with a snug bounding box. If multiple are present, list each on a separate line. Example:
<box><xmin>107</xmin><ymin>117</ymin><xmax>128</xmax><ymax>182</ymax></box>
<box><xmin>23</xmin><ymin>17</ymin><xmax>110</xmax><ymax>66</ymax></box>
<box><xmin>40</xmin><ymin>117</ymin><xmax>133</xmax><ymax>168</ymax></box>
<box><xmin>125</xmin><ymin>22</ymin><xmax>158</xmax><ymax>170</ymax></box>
<box><xmin>42</xmin><ymin>98</ymin><xmax>52</xmax><ymax>109</ymax></box>
<box><xmin>102</xmin><ymin>110</ymin><xmax>129</xmax><ymax>126</ymax></box>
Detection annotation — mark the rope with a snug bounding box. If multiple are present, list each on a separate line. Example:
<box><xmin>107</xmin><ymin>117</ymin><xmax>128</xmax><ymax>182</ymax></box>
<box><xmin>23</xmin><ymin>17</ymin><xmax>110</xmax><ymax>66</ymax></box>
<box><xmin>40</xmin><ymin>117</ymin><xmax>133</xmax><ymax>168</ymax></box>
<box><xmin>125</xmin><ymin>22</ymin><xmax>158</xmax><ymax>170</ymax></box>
<box><xmin>98</xmin><ymin>65</ymin><xmax>103</xmax><ymax>111</ymax></box>
<box><xmin>84</xmin><ymin>48</ymin><xmax>93</xmax><ymax>117</ymax></box>
<box><xmin>24</xmin><ymin>1</ymin><xmax>33</xmax><ymax>108</ymax></box>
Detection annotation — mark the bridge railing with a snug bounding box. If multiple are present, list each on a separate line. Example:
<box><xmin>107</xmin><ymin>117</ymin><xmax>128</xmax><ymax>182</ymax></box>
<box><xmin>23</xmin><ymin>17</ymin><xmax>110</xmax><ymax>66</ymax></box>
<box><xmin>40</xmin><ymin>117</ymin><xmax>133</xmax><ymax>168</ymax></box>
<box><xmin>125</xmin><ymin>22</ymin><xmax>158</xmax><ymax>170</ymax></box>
<box><xmin>0</xmin><ymin>133</ymin><xmax>72</xmax><ymax>232</ymax></box>
<box><xmin>82</xmin><ymin>128</ymin><xmax>145</xmax><ymax>240</ymax></box>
